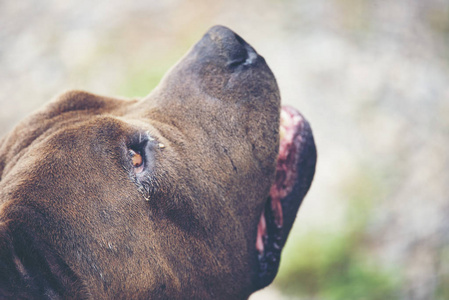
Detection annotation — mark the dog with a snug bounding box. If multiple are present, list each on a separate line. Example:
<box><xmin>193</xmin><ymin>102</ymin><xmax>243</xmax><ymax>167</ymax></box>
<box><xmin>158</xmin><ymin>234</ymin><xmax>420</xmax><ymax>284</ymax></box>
<box><xmin>0</xmin><ymin>25</ymin><xmax>316</xmax><ymax>299</ymax></box>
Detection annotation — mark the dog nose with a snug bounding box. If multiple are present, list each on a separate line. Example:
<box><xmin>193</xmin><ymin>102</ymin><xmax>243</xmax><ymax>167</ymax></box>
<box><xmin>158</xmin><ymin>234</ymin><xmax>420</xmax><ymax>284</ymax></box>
<box><xmin>206</xmin><ymin>25</ymin><xmax>259</xmax><ymax>67</ymax></box>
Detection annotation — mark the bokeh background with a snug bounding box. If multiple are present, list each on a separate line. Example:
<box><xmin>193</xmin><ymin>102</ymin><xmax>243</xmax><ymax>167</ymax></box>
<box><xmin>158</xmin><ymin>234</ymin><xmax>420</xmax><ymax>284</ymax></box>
<box><xmin>1</xmin><ymin>0</ymin><xmax>448</xmax><ymax>299</ymax></box>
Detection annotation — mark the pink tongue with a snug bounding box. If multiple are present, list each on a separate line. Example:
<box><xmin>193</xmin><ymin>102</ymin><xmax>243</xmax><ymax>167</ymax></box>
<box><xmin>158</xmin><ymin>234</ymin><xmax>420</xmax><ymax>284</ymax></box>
<box><xmin>256</xmin><ymin>106</ymin><xmax>304</xmax><ymax>254</ymax></box>
<box><xmin>256</xmin><ymin>212</ymin><xmax>266</xmax><ymax>253</ymax></box>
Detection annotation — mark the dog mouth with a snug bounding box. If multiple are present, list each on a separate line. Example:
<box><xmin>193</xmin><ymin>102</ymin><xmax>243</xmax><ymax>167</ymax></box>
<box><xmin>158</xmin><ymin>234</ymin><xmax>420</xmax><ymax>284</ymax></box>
<box><xmin>255</xmin><ymin>106</ymin><xmax>316</xmax><ymax>289</ymax></box>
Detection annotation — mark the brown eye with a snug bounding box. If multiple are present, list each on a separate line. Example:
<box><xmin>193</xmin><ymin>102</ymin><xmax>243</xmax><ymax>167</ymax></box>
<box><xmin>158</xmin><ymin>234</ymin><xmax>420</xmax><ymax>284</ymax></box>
<box><xmin>129</xmin><ymin>149</ymin><xmax>144</xmax><ymax>173</ymax></box>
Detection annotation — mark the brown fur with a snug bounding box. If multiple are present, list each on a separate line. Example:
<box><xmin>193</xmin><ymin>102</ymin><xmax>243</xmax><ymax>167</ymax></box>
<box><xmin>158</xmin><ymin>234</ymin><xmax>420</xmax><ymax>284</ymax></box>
<box><xmin>0</xmin><ymin>26</ymin><xmax>313</xmax><ymax>299</ymax></box>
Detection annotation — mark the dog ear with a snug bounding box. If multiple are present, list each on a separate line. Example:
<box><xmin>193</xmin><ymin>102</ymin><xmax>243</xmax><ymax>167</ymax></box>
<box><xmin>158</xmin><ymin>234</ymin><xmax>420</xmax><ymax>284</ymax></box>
<box><xmin>0</xmin><ymin>222</ymin><xmax>89</xmax><ymax>299</ymax></box>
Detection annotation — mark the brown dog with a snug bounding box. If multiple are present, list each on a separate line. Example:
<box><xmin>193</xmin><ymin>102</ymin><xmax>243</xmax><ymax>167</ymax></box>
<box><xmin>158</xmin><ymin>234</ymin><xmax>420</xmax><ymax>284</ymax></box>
<box><xmin>0</xmin><ymin>26</ymin><xmax>316</xmax><ymax>299</ymax></box>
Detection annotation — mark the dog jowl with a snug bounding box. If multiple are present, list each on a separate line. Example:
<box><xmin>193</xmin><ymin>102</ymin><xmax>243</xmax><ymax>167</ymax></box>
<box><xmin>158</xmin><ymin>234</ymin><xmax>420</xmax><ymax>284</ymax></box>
<box><xmin>0</xmin><ymin>26</ymin><xmax>316</xmax><ymax>299</ymax></box>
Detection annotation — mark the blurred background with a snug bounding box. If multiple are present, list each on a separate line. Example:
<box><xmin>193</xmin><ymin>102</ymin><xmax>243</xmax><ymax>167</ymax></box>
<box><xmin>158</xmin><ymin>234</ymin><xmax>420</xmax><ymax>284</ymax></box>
<box><xmin>1</xmin><ymin>0</ymin><xmax>448</xmax><ymax>299</ymax></box>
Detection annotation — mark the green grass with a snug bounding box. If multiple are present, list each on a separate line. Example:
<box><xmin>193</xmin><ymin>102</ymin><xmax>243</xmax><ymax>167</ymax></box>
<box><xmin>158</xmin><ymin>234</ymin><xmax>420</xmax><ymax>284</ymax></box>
<box><xmin>275</xmin><ymin>165</ymin><xmax>402</xmax><ymax>300</ymax></box>
<box><xmin>435</xmin><ymin>245</ymin><xmax>449</xmax><ymax>300</ymax></box>
<box><xmin>276</xmin><ymin>232</ymin><xmax>400</xmax><ymax>300</ymax></box>
<box><xmin>114</xmin><ymin>30</ymin><xmax>201</xmax><ymax>99</ymax></box>
<box><xmin>117</xmin><ymin>63</ymin><xmax>167</xmax><ymax>98</ymax></box>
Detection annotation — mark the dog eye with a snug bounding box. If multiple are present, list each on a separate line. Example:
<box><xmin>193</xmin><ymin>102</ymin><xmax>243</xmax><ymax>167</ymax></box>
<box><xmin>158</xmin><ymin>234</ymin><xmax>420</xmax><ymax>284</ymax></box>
<box><xmin>129</xmin><ymin>149</ymin><xmax>144</xmax><ymax>174</ymax></box>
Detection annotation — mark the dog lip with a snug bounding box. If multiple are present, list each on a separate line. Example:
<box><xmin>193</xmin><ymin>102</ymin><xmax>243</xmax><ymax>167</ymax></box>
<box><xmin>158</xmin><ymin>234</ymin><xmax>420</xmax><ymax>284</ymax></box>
<box><xmin>255</xmin><ymin>105</ymin><xmax>316</xmax><ymax>289</ymax></box>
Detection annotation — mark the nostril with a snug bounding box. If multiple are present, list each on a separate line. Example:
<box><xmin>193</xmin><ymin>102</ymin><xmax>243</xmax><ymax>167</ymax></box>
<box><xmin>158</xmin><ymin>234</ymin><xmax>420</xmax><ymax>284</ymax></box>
<box><xmin>226</xmin><ymin>34</ymin><xmax>258</xmax><ymax>68</ymax></box>
<box><xmin>242</xmin><ymin>43</ymin><xmax>258</xmax><ymax>65</ymax></box>
<box><xmin>202</xmin><ymin>25</ymin><xmax>259</xmax><ymax>68</ymax></box>
<box><xmin>226</xmin><ymin>57</ymin><xmax>247</xmax><ymax>68</ymax></box>
<box><xmin>234</xmin><ymin>34</ymin><xmax>258</xmax><ymax>64</ymax></box>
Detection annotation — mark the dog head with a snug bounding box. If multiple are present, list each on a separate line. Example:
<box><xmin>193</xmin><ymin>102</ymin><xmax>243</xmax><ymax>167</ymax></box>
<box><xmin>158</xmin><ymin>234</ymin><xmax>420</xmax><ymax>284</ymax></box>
<box><xmin>0</xmin><ymin>26</ymin><xmax>316</xmax><ymax>299</ymax></box>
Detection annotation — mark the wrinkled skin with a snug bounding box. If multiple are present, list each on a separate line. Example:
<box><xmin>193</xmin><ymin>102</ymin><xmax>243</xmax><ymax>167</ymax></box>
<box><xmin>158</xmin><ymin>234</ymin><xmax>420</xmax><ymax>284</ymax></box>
<box><xmin>0</xmin><ymin>26</ymin><xmax>316</xmax><ymax>299</ymax></box>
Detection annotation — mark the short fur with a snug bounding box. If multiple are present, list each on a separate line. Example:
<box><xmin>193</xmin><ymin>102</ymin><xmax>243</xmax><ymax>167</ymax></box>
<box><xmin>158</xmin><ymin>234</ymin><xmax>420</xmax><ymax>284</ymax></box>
<box><xmin>0</xmin><ymin>26</ymin><xmax>315</xmax><ymax>299</ymax></box>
